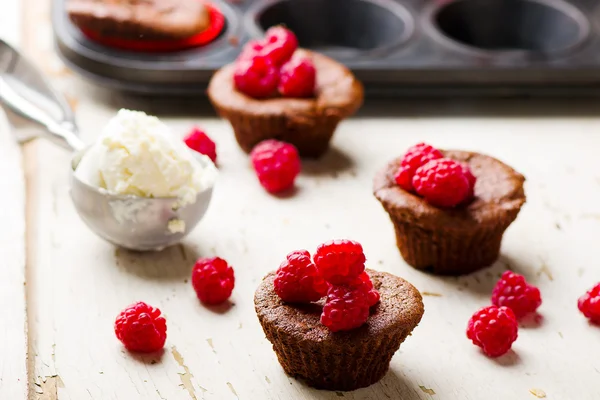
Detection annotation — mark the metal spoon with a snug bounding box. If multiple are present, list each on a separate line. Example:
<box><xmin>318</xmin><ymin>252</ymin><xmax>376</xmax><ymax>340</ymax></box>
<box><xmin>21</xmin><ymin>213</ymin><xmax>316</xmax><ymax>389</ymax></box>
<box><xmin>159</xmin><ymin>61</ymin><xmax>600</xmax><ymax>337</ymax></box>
<box><xmin>0</xmin><ymin>39</ymin><xmax>215</xmax><ymax>251</ymax></box>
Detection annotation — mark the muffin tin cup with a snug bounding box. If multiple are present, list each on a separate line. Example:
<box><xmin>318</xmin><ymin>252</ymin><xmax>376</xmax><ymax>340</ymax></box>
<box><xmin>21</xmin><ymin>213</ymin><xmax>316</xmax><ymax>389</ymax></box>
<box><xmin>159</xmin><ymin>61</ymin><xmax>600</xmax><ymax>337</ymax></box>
<box><xmin>53</xmin><ymin>0</ymin><xmax>600</xmax><ymax>95</ymax></box>
<box><xmin>427</xmin><ymin>0</ymin><xmax>590</xmax><ymax>58</ymax></box>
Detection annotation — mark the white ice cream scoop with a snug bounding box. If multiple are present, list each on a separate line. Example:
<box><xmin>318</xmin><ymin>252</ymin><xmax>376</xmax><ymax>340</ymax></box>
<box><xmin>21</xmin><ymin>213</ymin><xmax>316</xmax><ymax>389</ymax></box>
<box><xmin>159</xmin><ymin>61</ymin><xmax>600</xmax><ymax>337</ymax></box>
<box><xmin>0</xmin><ymin>39</ymin><xmax>216</xmax><ymax>251</ymax></box>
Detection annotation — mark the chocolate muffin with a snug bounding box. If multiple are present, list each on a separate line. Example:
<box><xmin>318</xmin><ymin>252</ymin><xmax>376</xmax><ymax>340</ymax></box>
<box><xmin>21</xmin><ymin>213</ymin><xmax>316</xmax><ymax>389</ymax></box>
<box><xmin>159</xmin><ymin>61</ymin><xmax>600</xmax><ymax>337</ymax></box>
<box><xmin>208</xmin><ymin>49</ymin><xmax>363</xmax><ymax>158</ymax></box>
<box><xmin>374</xmin><ymin>150</ymin><xmax>526</xmax><ymax>275</ymax></box>
<box><xmin>67</xmin><ymin>0</ymin><xmax>210</xmax><ymax>41</ymax></box>
<box><xmin>254</xmin><ymin>269</ymin><xmax>424</xmax><ymax>391</ymax></box>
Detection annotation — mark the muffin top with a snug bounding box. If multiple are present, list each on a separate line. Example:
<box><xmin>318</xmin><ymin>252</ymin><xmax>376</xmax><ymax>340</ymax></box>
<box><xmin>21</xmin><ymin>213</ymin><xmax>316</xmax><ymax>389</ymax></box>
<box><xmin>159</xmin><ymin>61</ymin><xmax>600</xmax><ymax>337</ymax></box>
<box><xmin>373</xmin><ymin>150</ymin><xmax>526</xmax><ymax>229</ymax></box>
<box><xmin>208</xmin><ymin>50</ymin><xmax>363</xmax><ymax>120</ymax></box>
<box><xmin>254</xmin><ymin>269</ymin><xmax>424</xmax><ymax>344</ymax></box>
<box><xmin>67</xmin><ymin>0</ymin><xmax>210</xmax><ymax>40</ymax></box>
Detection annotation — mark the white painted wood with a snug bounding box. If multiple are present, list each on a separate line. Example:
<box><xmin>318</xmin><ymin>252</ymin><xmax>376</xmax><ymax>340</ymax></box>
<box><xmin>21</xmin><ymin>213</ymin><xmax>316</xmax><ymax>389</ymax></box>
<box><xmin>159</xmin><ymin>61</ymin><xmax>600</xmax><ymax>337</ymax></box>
<box><xmin>0</xmin><ymin>116</ymin><xmax>28</xmax><ymax>400</ymax></box>
<box><xmin>14</xmin><ymin>0</ymin><xmax>600</xmax><ymax>398</ymax></box>
<box><xmin>26</xmin><ymin>103</ymin><xmax>600</xmax><ymax>400</ymax></box>
<box><xmin>0</xmin><ymin>1</ymin><xmax>28</xmax><ymax>399</ymax></box>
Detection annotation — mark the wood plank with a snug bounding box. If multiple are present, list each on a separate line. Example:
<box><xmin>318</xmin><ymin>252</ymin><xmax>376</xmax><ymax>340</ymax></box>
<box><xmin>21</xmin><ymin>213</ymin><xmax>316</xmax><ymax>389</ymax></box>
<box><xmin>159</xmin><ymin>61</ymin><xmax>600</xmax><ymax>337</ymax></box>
<box><xmin>0</xmin><ymin>0</ymin><xmax>28</xmax><ymax>399</ymax></box>
<box><xmin>0</xmin><ymin>116</ymin><xmax>28</xmax><ymax>400</ymax></box>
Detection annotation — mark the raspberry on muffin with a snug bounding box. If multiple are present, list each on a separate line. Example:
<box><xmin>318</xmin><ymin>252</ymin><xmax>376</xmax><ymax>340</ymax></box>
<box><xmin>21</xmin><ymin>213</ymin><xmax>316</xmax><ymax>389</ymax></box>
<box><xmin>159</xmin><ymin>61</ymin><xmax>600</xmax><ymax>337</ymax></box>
<box><xmin>254</xmin><ymin>240</ymin><xmax>423</xmax><ymax>391</ymax></box>
<box><xmin>374</xmin><ymin>143</ymin><xmax>526</xmax><ymax>275</ymax></box>
<box><xmin>208</xmin><ymin>26</ymin><xmax>363</xmax><ymax>158</ymax></box>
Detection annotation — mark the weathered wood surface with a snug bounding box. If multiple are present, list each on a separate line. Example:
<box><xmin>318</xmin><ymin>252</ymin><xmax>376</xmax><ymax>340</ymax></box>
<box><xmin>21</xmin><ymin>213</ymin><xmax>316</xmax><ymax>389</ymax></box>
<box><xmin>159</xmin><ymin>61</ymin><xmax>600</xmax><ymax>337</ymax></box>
<box><xmin>6</xmin><ymin>0</ymin><xmax>600</xmax><ymax>398</ymax></box>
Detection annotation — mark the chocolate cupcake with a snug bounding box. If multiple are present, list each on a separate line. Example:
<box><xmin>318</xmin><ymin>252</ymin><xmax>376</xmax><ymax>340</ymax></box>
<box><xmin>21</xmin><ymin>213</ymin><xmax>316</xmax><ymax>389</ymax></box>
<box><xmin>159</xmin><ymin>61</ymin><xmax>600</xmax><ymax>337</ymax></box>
<box><xmin>254</xmin><ymin>269</ymin><xmax>424</xmax><ymax>391</ymax></box>
<box><xmin>67</xmin><ymin>0</ymin><xmax>210</xmax><ymax>40</ymax></box>
<box><xmin>208</xmin><ymin>27</ymin><xmax>363</xmax><ymax>158</ymax></box>
<box><xmin>374</xmin><ymin>148</ymin><xmax>526</xmax><ymax>275</ymax></box>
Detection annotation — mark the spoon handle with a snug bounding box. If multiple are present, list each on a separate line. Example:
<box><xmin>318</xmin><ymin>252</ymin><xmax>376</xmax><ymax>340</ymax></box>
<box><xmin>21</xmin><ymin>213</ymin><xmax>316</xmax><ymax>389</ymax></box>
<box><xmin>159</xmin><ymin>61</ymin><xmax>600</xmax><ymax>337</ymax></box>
<box><xmin>0</xmin><ymin>40</ymin><xmax>84</xmax><ymax>151</ymax></box>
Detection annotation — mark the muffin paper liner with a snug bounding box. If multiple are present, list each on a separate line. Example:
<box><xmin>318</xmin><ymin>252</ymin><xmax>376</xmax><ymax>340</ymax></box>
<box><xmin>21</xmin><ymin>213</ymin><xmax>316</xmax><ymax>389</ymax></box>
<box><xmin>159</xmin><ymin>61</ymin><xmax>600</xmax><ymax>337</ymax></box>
<box><xmin>384</xmin><ymin>207</ymin><xmax>521</xmax><ymax>275</ymax></box>
<box><xmin>212</xmin><ymin>105</ymin><xmax>341</xmax><ymax>158</ymax></box>
<box><xmin>258</xmin><ymin>316</ymin><xmax>412</xmax><ymax>391</ymax></box>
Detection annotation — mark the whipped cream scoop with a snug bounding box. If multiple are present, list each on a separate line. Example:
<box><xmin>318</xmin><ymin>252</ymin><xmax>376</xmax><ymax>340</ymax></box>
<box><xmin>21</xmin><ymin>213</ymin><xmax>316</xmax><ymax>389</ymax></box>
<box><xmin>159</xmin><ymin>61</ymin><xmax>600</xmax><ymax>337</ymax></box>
<box><xmin>0</xmin><ymin>40</ymin><xmax>217</xmax><ymax>250</ymax></box>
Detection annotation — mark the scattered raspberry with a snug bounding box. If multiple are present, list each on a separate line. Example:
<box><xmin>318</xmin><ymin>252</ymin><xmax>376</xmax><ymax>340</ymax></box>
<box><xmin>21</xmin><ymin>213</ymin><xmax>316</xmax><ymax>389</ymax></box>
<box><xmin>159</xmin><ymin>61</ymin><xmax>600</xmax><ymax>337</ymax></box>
<box><xmin>278</xmin><ymin>57</ymin><xmax>316</xmax><ymax>98</ymax></box>
<box><xmin>250</xmin><ymin>140</ymin><xmax>301</xmax><ymax>193</ymax></box>
<box><xmin>234</xmin><ymin>56</ymin><xmax>279</xmax><ymax>98</ymax></box>
<box><xmin>394</xmin><ymin>143</ymin><xmax>443</xmax><ymax>192</ymax></box>
<box><xmin>237</xmin><ymin>39</ymin><xmax>265</xmax><ymax>61</ymax></box>
<box><xmin>274</xmin><ymin>250</ymin><xmax>329</xmax><ymax>303</ymax></box>
<box><xmin>321</xmin><ymin>284</ymin><xmax>372</xmax><ymax>332</ymax></box>
<box><xmin>413</xmin><ymin>158</ymin><xmax>470</xmax><ymax>207</ymax></box>
<box><xmin>461</xmin><ymin>162</ymin><xmax>477</xmax><ymax>200</ymax></box>
<box><xmin>191</xmin><ymin>257</ymin><xmax>235</xmax><ymax>305</ymax></box>
<box><xmin>578</xmin><ymin>283</ymin><xmax>600</xmax><ymax>324</ymax></box>
<box><xmin>261</xmin><ymin>26</ymin><xmax>298</xmax><ymax>66</ymax></box>
<box><xmin>114</xmin><ymin>301</ymin><xmax>167</xmax><ymax>353</ymax></box>
<box><xmin>491</xmin><ymin>271</ymin><xmax>542</xmax><ymax>318</ymax></box>
<box><xmin>467</xmin><ymin>305</ymin><xmax>518</xmax><ymax>357</ymax></box>
<box><xmin>184</xmin><ymin>127</ymin><xmax>217</xmax><ymax>163</ymax></box>
<box><xmin>313</xmin><ymin>239</ymin><xmax>366</xmax><ymax>285</ymax></box>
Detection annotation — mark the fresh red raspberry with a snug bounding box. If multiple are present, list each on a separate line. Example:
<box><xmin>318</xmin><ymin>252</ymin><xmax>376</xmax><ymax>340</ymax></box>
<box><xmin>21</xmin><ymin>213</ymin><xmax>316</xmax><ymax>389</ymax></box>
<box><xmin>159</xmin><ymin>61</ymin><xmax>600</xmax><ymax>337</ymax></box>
<box><xmin>191</xmin><ymin>257</ymin><xmax>235</xmax><ymax>305</ymax></box>
<box><xmin>578</xmin><ymin>283</ymin><xmax>600</xmax><ymax>324</ymax></box>
<box><xmin>274</xmin><ymin>250</ymin><xmax>329</xmax><ymax>303</ymax></box>
<box><xmin>313</xmin><ymin>239</ymin><xmax>366</xmax><ymax>285</ymax></box>
<box><xmin>413</xmin><ymin>158</ymin><xmax>470</xmax><ymax>208</ymax></box>
<box><xmin>394</xmin><ymin>143</ymin><xmax>443</xmax><ymax>192</ymax></box>
<box><xmin>250</xmin><ymin>140</ymin><xmax>301</xmax><ymax>193</ymax></box>
<box><xmin>233</xmin><ymin>56</ymin><xmax>279</xmax><ymax>98</ymax></box>
<box><xmin>278</xmin><ymin>57</ymin><xmax>316</xmax><ymax>98</ymax></box>
<box><xmin>261</xmin><ymin>26</ymin><xmax>298</xmax><ymax>66</ymax></box>
<box><xmin>321</xmin><ymin>284</ymin><xmax>372</xmax><ymax>332</ymax></box>
<box><xmin>184</xmin><ymin>127</ymin><xmax>217</xmax><ymax>164</ymax></box>
<box><xmin>491</xmin><ymin>271</ymin><xmax>542</xmax><ymax>318</ymax></box>
<box><xmin>237</xmin><ymin>39</ymin><xmax>265</xmax><ymax>62</ymax></box>
<box><xmin>467</xmin><ymin>305</ymin><xmax>518</xmax><ymax>357</ymax></box>
<box><xmin>461</xmin><ymin>163</ymin><xmax>477</xmax><ymax>199</ymax></box>
<box><xmin>114</xmin><ymin>301</ymin><xmax>167</xmax><ymax>353</ymax></box>
<box><xmin>347</xmin><ymin>271</ymin><xmax>381</xmax><ymax>307</ymax></box>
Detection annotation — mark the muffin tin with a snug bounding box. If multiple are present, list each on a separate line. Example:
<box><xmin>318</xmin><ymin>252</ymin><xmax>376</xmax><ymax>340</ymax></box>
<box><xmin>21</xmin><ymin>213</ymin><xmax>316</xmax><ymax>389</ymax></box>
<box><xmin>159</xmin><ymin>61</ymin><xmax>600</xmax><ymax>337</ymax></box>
<box><xmin>53</xmin><ymin>0</ymin><xmax>600</xmax><ymax>96</ymax></box>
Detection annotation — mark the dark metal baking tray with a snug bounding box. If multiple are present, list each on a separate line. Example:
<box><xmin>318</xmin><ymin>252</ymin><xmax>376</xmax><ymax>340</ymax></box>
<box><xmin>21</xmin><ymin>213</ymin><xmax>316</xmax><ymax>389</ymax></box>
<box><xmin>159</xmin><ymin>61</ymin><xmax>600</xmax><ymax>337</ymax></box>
<box><xmin>52</xmin><ymin>0</ymin><xmax>600</xmax><ymax>96</ymax></box>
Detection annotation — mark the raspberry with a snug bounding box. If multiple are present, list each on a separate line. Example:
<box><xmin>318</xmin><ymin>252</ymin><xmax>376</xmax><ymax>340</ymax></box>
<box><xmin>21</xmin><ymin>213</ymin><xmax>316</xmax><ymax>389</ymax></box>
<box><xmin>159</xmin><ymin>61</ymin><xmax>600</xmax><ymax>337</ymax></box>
<box><xmin>413</xmin><ymin>158</ymin><xmax>470</xmax><ymax>208</ymax></box>
<box><xmin>491</xmin><ymin>271</ymin><xmax>542</xmax><ymax>318</ymax></box>
<box><xmin>191</xmin><ymin>257</ymin><xmax>235</xmax><ymax>305</ymax></box>
<box><xmin>274</xmin><ymin>250</ymin><xmax>329</xmax><ymax>303</ymax></box>
<box><xmin>313</xmin><ymin>239</ymin><xmax>366</xmax><ymax>285</ymax></box>
<box><xmin>184</xmin><ymin>127</ymin><xmax>217</xmax><ymax>163</ymax></box>
<box><xmin>114</xmin><ymin>301</ymin><xmax>167</xmax><ymax>353</ymax></box>
<box><xmin>578</xmin><ymin>283</ymin><xmax>600</xmax><ymax>324</ymax></box>
<box><xmin>278</xmin><ymin>57</ymin><xmax>316</xmax><ymax>98</ymax></box>
<box><xmin>394</xmin><ymin>143</ymin><xmax>443</xmax><ymax>192</ymax></box>
<box><xmin>250</xmin><ymin>140</ymin><xmax>301</xmax><ymax>193</ymax></box>
<box><xmin>237</xmin><ymin>39</ymin><xmax>265</xmax><ymax>62</ymax></box>
<box><xmin>461</xmin><ymin>163</ymin><xmax>477</xmax><ymax>200</ymax></box>
<box><xmin>234</xmin><ymin>56</ymin><xmax>279</xmax><ymax>98</ymax></box>
<box><xmin>261</xmin><ymin>26</ymin><xmax>298</xmax><ymax>66</ymax></box>
<box><xmin>321</xmin><ymin>284</ymin><xmax>372</xmax><ymax>332</ymax></box>
<box><xmin>467</xmin><ymin>305</ymin><xmax>518</xmax><ymax>357</ymax></box>
<box><xmin>347</xmin><ymin>271</ymin><xmax>381</xmax><ymax>306</ymax></box>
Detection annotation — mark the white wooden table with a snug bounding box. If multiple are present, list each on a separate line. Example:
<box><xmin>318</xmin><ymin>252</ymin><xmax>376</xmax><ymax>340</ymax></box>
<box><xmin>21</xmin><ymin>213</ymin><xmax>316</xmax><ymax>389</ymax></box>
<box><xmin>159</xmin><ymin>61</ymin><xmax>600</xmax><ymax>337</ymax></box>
<box><xmin>3</xmin><ymin>1</ymin><xmax>600</xmax><ymax>399</ymax></box>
